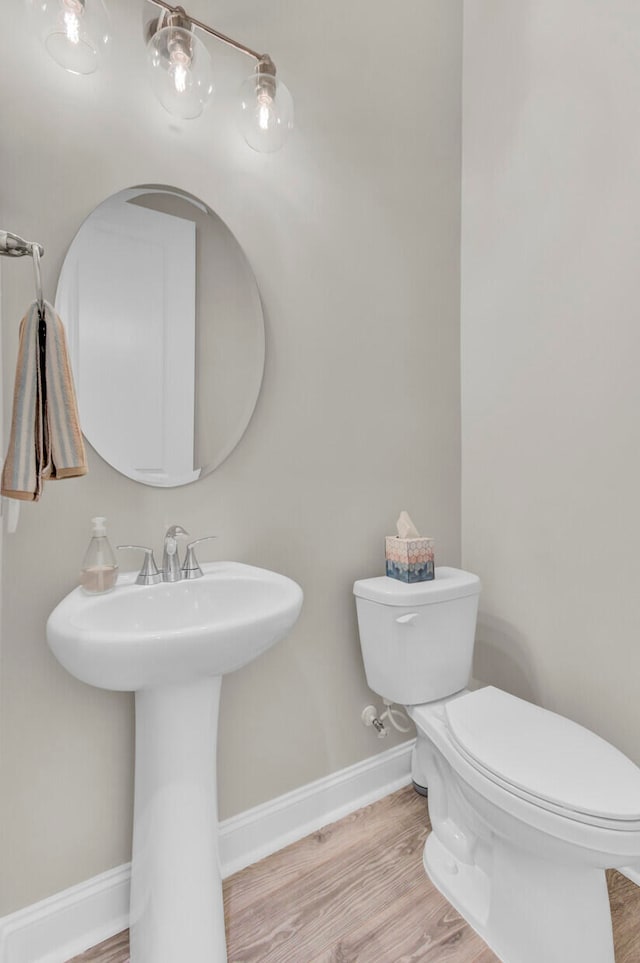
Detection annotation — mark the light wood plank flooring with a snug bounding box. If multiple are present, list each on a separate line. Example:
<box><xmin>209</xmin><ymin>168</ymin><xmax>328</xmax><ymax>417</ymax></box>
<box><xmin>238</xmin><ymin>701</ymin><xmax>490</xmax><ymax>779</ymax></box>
<box><xmin>68</xmin><ymin>785</ymin><xmax>640</xmax><ymax>962</ymax></box>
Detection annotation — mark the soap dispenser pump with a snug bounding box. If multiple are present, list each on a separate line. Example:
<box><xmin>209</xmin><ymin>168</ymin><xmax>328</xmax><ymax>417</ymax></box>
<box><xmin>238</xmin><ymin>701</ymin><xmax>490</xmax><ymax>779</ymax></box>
<box><xmin>80</xmin><ymin>516</ymin><xmax>119</xmax><ymax>595</ymax></box>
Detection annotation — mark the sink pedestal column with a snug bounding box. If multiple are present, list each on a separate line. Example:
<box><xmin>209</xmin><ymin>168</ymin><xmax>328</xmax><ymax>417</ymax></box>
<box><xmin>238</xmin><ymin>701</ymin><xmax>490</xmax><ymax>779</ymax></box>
<box><xmin>129</xmin><ymin>676</ymin><xmax>226</xmax><ymax>963</ymax></box>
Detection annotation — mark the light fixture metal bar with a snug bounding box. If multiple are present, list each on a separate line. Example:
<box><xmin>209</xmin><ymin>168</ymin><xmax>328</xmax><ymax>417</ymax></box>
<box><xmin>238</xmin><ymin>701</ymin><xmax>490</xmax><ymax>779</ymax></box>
<box><xmin>149</xmin><ymin>0</ymin><xmax>267</xmax><ymax>64</ymax></box>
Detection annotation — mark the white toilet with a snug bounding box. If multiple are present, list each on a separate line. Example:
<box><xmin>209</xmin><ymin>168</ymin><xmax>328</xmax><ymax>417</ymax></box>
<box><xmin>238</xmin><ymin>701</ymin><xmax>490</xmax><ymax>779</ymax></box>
<box><xmin>354</xmin><ymin>566</ymin><xmax>640</xmax><ymax>963</ymax></box>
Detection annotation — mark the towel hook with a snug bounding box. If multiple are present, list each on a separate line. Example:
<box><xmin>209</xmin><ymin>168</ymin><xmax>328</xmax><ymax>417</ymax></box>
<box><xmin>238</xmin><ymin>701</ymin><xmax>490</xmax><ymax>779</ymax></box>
<box><xmin>31</xmin><ymin>242</ymin><xmax>45</xmax><ymax>316</ymax></box>
<box><xmin>0</xmin><ymin>231</ymin><xmax>43</xmax><ymax>259</ymax></box>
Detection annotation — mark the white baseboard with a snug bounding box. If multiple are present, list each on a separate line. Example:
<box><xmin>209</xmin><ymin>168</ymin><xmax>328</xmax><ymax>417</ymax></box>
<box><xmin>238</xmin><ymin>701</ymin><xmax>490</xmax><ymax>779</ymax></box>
<box><xmin>219</xmin><ymin>737</ymin><xmax>415</xmax><ymax>877</ymax></box>
<box><xmin>0</xmin><ymin>740</ymin><xmax>414</xmax><ymax>963</ymax></box>
<box><xmin>621</xmin><ymin>866</ymin><xmax>640</xmax><ymax>887</ymax></box>
<box><xmin>0</xmin><ymin>866</ymin><xmax>130</xmax><ymax>963</ymax></box>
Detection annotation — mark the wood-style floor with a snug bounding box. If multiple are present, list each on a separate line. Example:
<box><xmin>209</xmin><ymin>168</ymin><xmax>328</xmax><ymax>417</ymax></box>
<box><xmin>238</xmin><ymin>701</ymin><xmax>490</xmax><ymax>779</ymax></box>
<box><xmin>68</xmin><ymin>785</ymin><xmax>640</xmax><ymax>963</ymax></box>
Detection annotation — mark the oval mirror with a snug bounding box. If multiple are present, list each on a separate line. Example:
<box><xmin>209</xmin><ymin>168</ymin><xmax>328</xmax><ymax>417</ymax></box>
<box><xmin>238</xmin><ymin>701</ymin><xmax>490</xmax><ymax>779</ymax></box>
<box><xmin>56</xmin><ymin>185</ymin><xmax>265</xmax><ymax>487</ymax></box>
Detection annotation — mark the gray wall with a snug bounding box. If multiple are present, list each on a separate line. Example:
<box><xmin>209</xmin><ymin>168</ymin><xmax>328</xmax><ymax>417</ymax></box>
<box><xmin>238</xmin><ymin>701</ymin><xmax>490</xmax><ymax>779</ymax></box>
<box><xmin>0</xmin><ymin>0</ymin><xmax>463</xmax><ymax>914</ymax></box>
<box><xmin>461</xmin><ymin>2</ymin><xmax>640</xmax><ymax>760</ymax></box>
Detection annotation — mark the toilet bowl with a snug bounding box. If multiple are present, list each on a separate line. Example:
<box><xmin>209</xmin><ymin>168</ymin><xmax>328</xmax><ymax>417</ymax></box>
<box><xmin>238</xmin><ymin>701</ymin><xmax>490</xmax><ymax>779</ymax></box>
<box><xmin>353</xmin><ymin>567</ymin><xmax>640</xmax><ymax>963</ymax></box>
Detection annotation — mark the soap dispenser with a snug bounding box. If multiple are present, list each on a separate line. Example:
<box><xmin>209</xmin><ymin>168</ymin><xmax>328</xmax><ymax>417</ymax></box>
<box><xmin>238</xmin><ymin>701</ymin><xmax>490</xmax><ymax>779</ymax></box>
<box><xmin>80</xmin><ymin>516</ymin><xmax>119</xmax><ymax>594</ymax></box>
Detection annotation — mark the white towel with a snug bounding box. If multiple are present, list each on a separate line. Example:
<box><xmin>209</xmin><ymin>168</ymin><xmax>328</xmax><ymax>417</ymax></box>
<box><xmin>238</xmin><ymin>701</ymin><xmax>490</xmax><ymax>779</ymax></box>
<box><xmin>1</xmin><ymin>301</ymin><xmax>87</xmax><ymax>501</ymax></box>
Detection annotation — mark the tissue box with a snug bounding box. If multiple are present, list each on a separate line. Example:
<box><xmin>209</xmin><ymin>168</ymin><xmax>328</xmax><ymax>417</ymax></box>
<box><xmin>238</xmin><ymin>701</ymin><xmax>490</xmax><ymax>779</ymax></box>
<box><xmin>385</xmin><ymin>536</ymin><xmax>434</xmax><ymax>582</ymax></box>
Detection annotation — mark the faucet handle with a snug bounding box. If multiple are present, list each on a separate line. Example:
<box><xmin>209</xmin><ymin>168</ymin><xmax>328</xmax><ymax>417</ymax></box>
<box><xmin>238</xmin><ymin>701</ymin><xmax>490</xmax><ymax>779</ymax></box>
<box><xmin>181</xmin><ymin>536</ymin><xmax>217</xmax><ymax>580</ymax></box>
<box><xmin>117</xmin><ymin>545</ymin><xmax>162</xmax><ymax>586</ymax></box>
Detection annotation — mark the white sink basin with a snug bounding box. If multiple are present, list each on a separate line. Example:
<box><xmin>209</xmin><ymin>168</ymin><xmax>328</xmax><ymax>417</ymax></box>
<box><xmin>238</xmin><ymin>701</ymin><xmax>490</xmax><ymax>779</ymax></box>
<box><xmin>47</xmin><ymin>561</ymin><xmax>303</xmax><ymax>691</ymax></box>
<box><xmin>46</xmin><ymin>560</ymin><xmax>303</xmax><ymax>963</ymax></box>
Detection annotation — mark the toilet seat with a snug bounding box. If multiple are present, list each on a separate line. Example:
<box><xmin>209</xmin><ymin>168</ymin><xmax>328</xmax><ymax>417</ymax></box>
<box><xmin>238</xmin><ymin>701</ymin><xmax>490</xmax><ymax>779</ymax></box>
<box><xmin>444</xmin><ymin>687</ymin><xmax>640</xmax><ymax>830</ymax></box>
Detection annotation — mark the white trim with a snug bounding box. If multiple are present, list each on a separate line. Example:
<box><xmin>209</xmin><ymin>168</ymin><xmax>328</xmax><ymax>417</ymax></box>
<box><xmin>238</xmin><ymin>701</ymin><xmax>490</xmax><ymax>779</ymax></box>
<box><xmin>219</xmin><ymin>737</ymin><xmax>414</xmax><ymax>877</ymax></box>
<box><xmin>0</xmin><ymin>865</ymin><xmax>130</xmax><ymax>963</ymax></box>
<box><xmin>0</xmin><ymin>740</ymin><xmax>414</xmax><ymax>963</ymax></box>
<box><xmin>621</xmin><ymin>866</ymin><xmax>640</xmax><ymax>887</ymax></box>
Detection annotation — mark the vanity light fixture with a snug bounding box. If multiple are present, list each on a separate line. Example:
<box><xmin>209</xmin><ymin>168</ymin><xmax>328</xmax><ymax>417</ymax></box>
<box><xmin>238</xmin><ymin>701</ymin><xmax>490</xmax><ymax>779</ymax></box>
<box><xmin>146</xmin><ymin>0</ymin><xmax>294</xmax><ymax>152</ymax></box>
<box><xmin>33</xmin><ymin>0</ymin><xmax>110</xmax><ymax>75</ymax></box>
<box><xmin>33</xmin><ymin>0</ymin><xmax>294</xmax><ymax>152</ymax></box>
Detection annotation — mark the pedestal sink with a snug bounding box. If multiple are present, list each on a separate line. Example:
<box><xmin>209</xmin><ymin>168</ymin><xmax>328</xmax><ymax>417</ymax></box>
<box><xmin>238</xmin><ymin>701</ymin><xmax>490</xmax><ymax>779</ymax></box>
<box><xmin>47</xmin><ymin>561</ymin><xmax>303</xmax><ymax>963</ymax></box>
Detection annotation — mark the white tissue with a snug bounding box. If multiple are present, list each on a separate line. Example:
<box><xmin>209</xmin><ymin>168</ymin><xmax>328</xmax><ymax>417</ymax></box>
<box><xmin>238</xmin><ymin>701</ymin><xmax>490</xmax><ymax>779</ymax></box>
<box><xmin>396</xmin><ymin>511</ymin><xmax>420</xmax><ymax>539</ymax></box>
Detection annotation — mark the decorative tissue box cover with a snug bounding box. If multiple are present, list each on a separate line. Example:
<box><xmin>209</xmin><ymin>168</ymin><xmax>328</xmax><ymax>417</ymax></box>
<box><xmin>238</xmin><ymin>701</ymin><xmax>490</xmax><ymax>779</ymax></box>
<box><xmin>385</xmin><ymin>536</ymin><xmax>434</xmax><ymax>582</ymax></box>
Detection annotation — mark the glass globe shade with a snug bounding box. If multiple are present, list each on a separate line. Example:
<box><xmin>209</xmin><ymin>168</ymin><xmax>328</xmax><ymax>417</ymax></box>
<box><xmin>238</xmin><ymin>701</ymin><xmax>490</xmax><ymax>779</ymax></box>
<box><xmin>238</xmin><ymin>71</ymin><xmax>294</xmax><ymax>153</ymax></box>
<box><xmin>34</xmin><ymin>0</ymin><xmax>110</xmax><ymax>75</ymax></box>
<box><xmin>147</xmin><ymin>25</ymin><xmax>214</xmax><ymax>121</ymax></box>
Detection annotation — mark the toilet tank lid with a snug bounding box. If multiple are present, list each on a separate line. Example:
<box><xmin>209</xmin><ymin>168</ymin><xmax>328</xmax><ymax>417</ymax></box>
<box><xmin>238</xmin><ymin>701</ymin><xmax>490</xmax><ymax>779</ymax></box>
<box><xmin>353</xmin><ymin>567</ymin><xmax>481</xmax><ymax>605</ymax></box>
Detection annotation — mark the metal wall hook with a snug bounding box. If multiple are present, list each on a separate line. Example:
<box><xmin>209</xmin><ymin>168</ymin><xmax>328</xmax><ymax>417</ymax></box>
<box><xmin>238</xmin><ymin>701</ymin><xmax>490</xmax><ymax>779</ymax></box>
<box><xmin>0</xmin><ymin>231</ymin><xmax>44</xmax><ymax>259</ymax></box>
<box><xmin>0</xmin><ymin>229</ymin><xmax>46</xmax><ymax>315</ymax></box>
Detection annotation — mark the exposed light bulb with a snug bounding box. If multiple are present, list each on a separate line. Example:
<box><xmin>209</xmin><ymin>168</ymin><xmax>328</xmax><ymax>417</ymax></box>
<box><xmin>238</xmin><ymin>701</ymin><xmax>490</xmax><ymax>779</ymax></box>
<box><xmin>238</xmin><ymin>69</ymin><xmax>294</xmax><ymax>153</ymax></box>
<box><xmin>62</xmin><ymin>1</ymin><xmax>82</xmax><ymax>45</ymax></box>
<box><xmin>34</xmin><ymin>0</ymin><xmax>110</xmax><ymax>75</ymax></box>
<box><xmin>147</xmin><ymin>24</ymin><xmax>213</xmax><ymax>120</ymax></box>
<box><xmin>169</xmin><ymin>48</ymin><xmax>190</xmax><ymax>94</ymax></box>
<box><xmin>171</xmin><ymin>62</ymin><xmax>187</xmax><ymax>93</ymax></box>
<box><xmin>257</xmin><ymin>90</ymin><xmax>272</xmax><ymax>131</ymax></box>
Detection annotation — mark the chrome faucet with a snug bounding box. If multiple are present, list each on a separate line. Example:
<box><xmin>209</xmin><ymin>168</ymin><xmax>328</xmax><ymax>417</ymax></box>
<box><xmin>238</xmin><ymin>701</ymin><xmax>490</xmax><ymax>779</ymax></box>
<box><xmin>162</xmin><ymin>525</ymin><xmax>189</xmax><ymax>582</ymax></box>
<box><xmin>118</xmin><ymin>527</ymin><xmax>216</xmax><ymax>585</ymax></box>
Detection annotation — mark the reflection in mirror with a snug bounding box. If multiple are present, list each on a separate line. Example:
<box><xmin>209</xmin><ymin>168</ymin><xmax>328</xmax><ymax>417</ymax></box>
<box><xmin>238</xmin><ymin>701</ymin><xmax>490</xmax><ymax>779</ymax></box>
<box><xmin>56</xmin><ymin>186</ymin><xmax>265</xmax><ymax>487</ymax></box>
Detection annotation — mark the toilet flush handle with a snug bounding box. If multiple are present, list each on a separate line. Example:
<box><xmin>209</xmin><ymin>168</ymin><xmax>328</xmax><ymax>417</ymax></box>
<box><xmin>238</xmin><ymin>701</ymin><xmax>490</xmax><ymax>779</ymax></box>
<box><xmin>396</xmin><ymin>613</ymin><xmax>419</xmax><ymax>625</ymax></box>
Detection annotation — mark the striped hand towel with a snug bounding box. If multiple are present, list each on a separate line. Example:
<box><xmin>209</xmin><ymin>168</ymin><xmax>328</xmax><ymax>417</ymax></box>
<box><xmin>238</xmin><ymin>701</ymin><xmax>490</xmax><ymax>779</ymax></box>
<box><xmin>1</xmin><ymin>301</ymin><xmax>87</xmax><ymax>501</ymax></box>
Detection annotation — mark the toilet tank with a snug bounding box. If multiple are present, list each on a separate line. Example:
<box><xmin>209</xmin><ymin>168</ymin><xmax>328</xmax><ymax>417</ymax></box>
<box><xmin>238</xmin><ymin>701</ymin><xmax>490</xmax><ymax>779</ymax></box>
<box><xmin>353</xmin><ymin>567</ymin><xmax>481</xmax><ymax>706</ymax></box>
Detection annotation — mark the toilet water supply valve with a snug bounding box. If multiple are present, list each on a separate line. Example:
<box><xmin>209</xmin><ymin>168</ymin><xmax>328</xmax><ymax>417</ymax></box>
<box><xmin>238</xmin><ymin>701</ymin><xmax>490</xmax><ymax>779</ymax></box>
<box><xmin>361</xmin><ymin>700</ymin><xmax>411</xmax><ymax>739</ymax></box>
